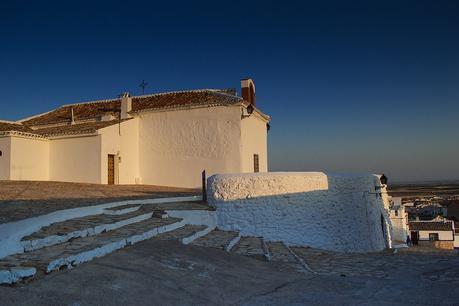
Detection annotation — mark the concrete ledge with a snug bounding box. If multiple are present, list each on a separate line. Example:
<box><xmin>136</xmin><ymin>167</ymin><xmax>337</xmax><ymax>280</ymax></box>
<box><xmin>182</xmin><ymin>226</ymin><xmax>216</xmax><ymax>245</ymax></box>
<box><xmin>0</xmin><ymin>267</ymin><xmax>36</xmax><ymax>285</ymax></box>
<box><xmin>225</xmin><ymin>234</ymin><xmax>242</xmax><ymax>252</ymax></box>
<box><xmin>103</xmin><ymin>205</ymin><xmax>141</xmax><ymax>215</ymax></box>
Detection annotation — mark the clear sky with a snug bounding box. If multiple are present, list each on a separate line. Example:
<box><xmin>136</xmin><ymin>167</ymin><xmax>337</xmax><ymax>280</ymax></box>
<box><xmin>1</xmin><ymin>0</ymin><xmax>458</xmax><ymax>182</ymax></box>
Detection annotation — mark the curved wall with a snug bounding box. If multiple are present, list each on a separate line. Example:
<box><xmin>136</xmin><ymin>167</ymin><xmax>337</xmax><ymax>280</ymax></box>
<box><xmin>207</xmin><ymin>172</ymin><xmax>391</xmax><ymax>253</ymax></box>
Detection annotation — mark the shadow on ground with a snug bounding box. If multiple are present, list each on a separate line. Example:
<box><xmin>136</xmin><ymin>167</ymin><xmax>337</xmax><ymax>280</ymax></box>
<box><xmin>1</xmin><ymin>239</ymin><xmax>458</xmax><ymax>306</ymax></box>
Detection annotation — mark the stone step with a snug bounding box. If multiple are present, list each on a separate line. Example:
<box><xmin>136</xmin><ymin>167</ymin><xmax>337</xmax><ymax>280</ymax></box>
<box><xmin>266</xmin><ymin>242</ymin><xmax>297</xmax><ymax>263</ymax></box>
<box><xmin>191</xmin><ymin>229</ymin><xmax>239</xmax><ymax>250</ymax></box>
<box><xmin>103</xmin><ymin>204</ymin><xmax>142</xmax><ymax>215</ymax></box>
<box><xmin>231</xmin><ymin>237</ymin><xmax>267</xmax><ymax>260</ymax></box>
<box><xmin>0</xmin><ymin>216</ymin><xmax>185</xmax><ymax>284</ymax></box>
<box><xmin>153</xmin><ymin>225</ymin><xmax>208</xmax><ymax>242</ymax></box>
<box><xmin>20</xmin><ymin>205</ymin><xmax>161</xmax><ymax>252</ymax></box>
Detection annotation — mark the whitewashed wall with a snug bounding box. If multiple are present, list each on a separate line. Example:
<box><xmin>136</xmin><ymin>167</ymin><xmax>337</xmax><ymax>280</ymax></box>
<box><xmin>240</xmin><ymin>113</ymin><xmax>268</xmax><ymax>173</ymax></box>
<box><xmin>99</xmin><ymin>119</ymin><xmax>139</xmax><ymax>184</ymax></box>
<box><xmin>138</xmin><ymin>106</ymin><xmax>243</xmax><ymax>188</ymax></box>
<box><xmin>418</xmin><ymin>230</ymin><xmax>454</xmax><ymax>241</ymax></box>
<box><xmin>0</xmin><ymin>137</ymin><xmax>11</xmax><ymax>180</ymax></box>
<box><xmin>1</xmin><ymin>105</ymin><xmax>270</xmax><ymax>187</ymax></box>
<box><xmin>208</xmin><ymin>172</ymin><xmax>391</xmax><ymax>253</ymax></box>
<box><xmin>388</xmin><ymin>197</ymin><xmax>408</xmax><ymax>243</ymax></box>
<box><xmin>9</xmin><ymin>136</ymin><xmax>49</xmax><ymax>181</ymax></box>
<box><xmin>50</xmin><ymin>135</ymin><xmax>101</xmax><ymax>184</ymax></box>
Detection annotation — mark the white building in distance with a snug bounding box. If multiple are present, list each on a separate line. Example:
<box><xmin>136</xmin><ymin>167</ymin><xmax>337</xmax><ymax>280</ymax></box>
<box><xmin>0</xmin><ymin>79</ymin><xmax>270</xmax><ymax>188</ymax></box>
<box><xmin>409</xmin><ymin>216</ymin><xmax>455</xmax><ymax>250</ymax></box>
<box><xmin>388</xmin><ymin>197</ymin><xmax>409</xmax><ymax>244</ymax></box>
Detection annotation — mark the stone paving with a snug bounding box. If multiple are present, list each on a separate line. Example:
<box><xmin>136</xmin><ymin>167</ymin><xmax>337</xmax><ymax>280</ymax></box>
<box><xmin>2</xmin><ymin>206</ymin><xmax>459</xmax><ymax>289</ymax></box>
<box><xmin>0</xmin><ymin>181</ymin><xmax>200</xmax><ymax>224</ymax></box>
<box><xmin>231</xmin><ymin>237</ymin><xmax>266</xmax><ymax>260</ymax></box>
<box><xmin>2</xmin><ymin>179</ymin><xmax>456</xmax><ymax>290</ymax></box>
<box><xmin>104</xmin><ymin>204</ymin><xmax>140</xmax><ymax>212</ymax></box>
<box><xmin>153</xmin><ymin>225</ymin><xmax>208</xmax><ymax>241</ymax></box>
<box><xmin>191</xmin><ymin>229</ymin><xmax>239</xmax><ymax>250</ymax></box>
<box><xmin>1</xmin><ymin>239</ymin><xmax>458</xmax><ymax>306</ymax></box>
<box><xmin>2</xmin><ymin>217</ymin><xmax>182</xmax><ymax>274</ymax></box>
<box><xmin>291</xmin><ymin>246</ymin><xmax>459</xmax><ymax>280</ymax></box>
<box><xmin>266</xmin><ymin>242</ymin><xmax>297</xmax><ymax>263</ymax></box>
<box><xmin>22</xmin><ymin>205</ymin><xmax>157</xmax><ymax>242</ymax></box>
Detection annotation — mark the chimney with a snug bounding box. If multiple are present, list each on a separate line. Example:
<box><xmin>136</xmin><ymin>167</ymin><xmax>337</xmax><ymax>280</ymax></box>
<box><xmin>70</xmin><ymin>108</ymin><xmax>75</xmax><ymax>125</ymax></box>
<box><xmin>120</xmin><ymin>92</ymin><xmax>132</xmax><ymax>119</ymax></box>
<box><xmin>241</xmin><ymin>78</ymin><xmax>256</xmax><ymax>106</ymax></box>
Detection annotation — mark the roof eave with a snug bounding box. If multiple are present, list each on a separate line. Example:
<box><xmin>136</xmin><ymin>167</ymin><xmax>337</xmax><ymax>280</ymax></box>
<box><xmin>0</xmin><ymin>130</ymin><xmax>48</xmax><ymax>140</ymax></box>
<box><xmin>129</xmin><ymin>102</ymin><xmax>240</xmax><ymax>115</ymax></box>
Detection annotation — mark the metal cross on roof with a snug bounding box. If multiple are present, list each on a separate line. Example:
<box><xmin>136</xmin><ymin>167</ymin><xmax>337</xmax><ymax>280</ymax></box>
<box><xmin>139</xmin><ymin>80</ymin><xmax>148</xmax><ymax>94</ymax></box>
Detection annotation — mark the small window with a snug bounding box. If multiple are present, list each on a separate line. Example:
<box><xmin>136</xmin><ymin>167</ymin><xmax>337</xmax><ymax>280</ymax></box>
<box><xmin>429</xmin><ymin>233</ymin><xmax>439</xmax><ymax>241</ymax></box>
<box><xmin>0</xmin><ymin>150</ymin><xmax>2</xmax><ymax>157</ymax></box>
<box><xmin>253</xmin><ymin>154</ymin><xmax>259</xmax><ymax>173</ymax></box>
<box><xmin>394</xmin><ymin>210</ymin><xmax>398</xmax><ymax>217</ymax></box>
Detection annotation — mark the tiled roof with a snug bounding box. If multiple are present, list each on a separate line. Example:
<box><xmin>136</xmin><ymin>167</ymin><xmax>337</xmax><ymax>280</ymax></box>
<box><xmin>131</xmin><ymin>90</ymin><xmax>244</xmax><ymax>113</ymax></box>
<box><xmin>1</xmin><ymin>88</ymin><xmax>266</xmax><ymax>138</ymax></box>
<box><xmin>32</xmin><ymin>120</ymin><xmax>129</xmax><ymax>137</ymax></box>
<box><xmin>20</xmin><ymin>99</ymin><xmax>121</xmax><ymax>126</ymax></box>
<box><xmin>0</xmin><ymin>121</ymin><xmax>33</xmax><ymax>133</ymax></box>
<box><xmin>20</xmin><ymin>89</ymin><xmax>244</xmax><ymax>128</ymax></box>
<box><xmin>409</xmin><ymin>221</ymin><xmax>453</xmax><ymax>231</ymax></box>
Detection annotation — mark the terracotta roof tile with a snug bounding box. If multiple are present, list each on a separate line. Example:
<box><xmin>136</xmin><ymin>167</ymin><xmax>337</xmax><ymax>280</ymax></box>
<box><xmin>2</xmin><ymin>89</ymin><xmax>261</xmax><ymax>138</ymax></box>
<box><xmin>409</xmin><ymin>221</ymin><xmax>453</xmax><ymax>231</ymax></box>
<box><xmin>19</xmin><ymin>90</ymin><xmax>244</xmax><ymax>128</ymax></box>
<box><xmin>33</xmin><ymin>120</ymin><xmax>128</xmax><ymax>137</ymax></box>
<box><xmin>21</xmin><ymin>99</ymin><xmax>121</xmax><ymax>126</ymax></box>
<box><xmin>0</xmin><ymin>121</ymin><xmax>33</xmax><ymax>133</ymax></box>
<box><xmin>131</xmin><ymin>90</ymin><xmax>243</xmax><ymax>112</ymax></box>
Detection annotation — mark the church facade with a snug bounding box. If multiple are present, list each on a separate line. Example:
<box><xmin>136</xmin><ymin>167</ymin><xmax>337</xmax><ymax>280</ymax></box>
<box><xmin>0</xmin><ymin>79</ymin><xmax>270</xmax><ymax>188</ymax></box>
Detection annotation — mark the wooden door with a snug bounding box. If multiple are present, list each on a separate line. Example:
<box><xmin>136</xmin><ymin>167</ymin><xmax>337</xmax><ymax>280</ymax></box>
<box><xmin>253</xmin><ymin>154</ymin><xmax>259</xmax><ymax>173</ymax></box>
<box><xmin>108</xmin><ymin>154</ymin><xmax>115</xmax><ymax>185</ymax></box>
<box><xmin>410</xmin><ymin>231</ymin><xmax>419</xmax><ymax>245</ymax></box>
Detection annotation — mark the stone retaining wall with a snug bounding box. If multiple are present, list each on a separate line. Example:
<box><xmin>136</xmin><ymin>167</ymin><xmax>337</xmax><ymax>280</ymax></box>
<box><xmin>207</xmin><ymin>172</ymin><xmax>392</xmax><ymax>253</ymax></box>
<box><xmin>419</xmin><ymin>240</ymin><xmax>455</xmax><ymax>250</ymax></box>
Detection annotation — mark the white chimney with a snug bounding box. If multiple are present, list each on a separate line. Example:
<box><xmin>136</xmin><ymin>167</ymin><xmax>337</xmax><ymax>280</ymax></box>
<box><xmin>71</xmin><ymin>108</ymin><xmax>75</xmax><ymax>125</ymax></box>
<box><xmin>120</xmin><ymin>92</ymin><xmax>132</xmax><ymax>119</ymax></box>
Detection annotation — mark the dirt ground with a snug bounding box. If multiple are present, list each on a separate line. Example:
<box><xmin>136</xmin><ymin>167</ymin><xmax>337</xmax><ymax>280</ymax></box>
<box><xmin>389</xmin><ymin>182</ymin><xmax>459</xmax><ymax>197</ymax></box>
<box><xmin>0</xmin><ymin>181</ymin><xmax>199</xmax><ymax>224</ymax></box>
<box><xmin>1</xmin><ymin>240</ymin><xmax>458</xmax><ymax>306</ymax></box>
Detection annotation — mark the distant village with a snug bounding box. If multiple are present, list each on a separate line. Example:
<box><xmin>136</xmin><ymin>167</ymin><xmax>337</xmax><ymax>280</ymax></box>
<box><xmin>389</xmin><ymin>192</ymin><xmax>459</xmax><ymax>250</ymax></box>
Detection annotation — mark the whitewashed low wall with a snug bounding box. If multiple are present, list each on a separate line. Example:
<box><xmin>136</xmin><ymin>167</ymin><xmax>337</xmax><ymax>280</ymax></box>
<box><xmin>207</xmin><ymin>172</ymin><xmax>391</xmax><ymax>253</ymax></box>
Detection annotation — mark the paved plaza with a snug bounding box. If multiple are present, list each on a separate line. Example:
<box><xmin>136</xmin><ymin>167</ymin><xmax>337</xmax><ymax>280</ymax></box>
<box><xmin>0</xmin><ymin>181</ymin><xmax>200</xmax><ymax>223</ymax></box>
<box><xmin>0</xmin><ymin>181</ymin><xmax>458</xmax><ymax>305</ymax></box>
<box><xmin>0</xmin><ymin>239</ymin><xmax>458</xmax><ymax>306</ymax></box>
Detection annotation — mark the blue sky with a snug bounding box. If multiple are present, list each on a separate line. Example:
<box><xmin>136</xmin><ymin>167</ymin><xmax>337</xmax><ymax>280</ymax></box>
<box><xmin>1</xmin><ymin>0</ymin><xmax>458</xmax><ymax>182</ymax></box>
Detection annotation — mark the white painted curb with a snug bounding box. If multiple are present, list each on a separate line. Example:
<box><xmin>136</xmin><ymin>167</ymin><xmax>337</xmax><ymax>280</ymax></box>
<box><xmin>226</xmin><ymin>234</ymin><xmax>242</xmax><ymax>252</ymax></box>
<box><xmin>103</xmin><ymin>206</ymin><xmax>141</xmax><ymax>215</ymax></box>
<box><xmin>182</xmin><ymin>226</ymin><xmax>216</xmax><ymax>245</ymax></box>
<box><xmin>0</xmin><ymin>267</ymin><xmax>36</xmax><ymax>285</ymax></box>
<box><xmin>21</xmin><ymin>212</ymin><xmax>155</xmax><ymax>252</ymax></box>
<box><xmin>0</xmin><ymin>195</ymin><xmax>203</xmax><ymax>259</ymax></box>
<box><xmin>46</xmin><ymin>220</ymin><xmax>188</xmax><ymax>273</ymax></box>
